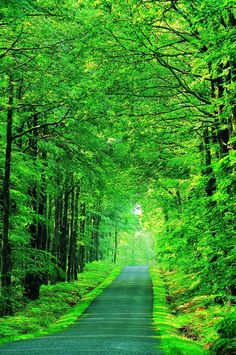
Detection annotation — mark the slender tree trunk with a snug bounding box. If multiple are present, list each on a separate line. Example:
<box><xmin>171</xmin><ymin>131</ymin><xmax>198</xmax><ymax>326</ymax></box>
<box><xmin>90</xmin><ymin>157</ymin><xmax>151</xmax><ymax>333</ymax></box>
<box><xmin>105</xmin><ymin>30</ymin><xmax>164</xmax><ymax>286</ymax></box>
<box><xmin>78</xmin><ymin>202</ymin><xmax>86</xmax><ymax>272</ymax></box>
<box><xmin>46</xmin><ymin>194</ymin><xmax>52</xmax><ymax>252</ymax></box>
<box><xmin>24</xmin><ymin>113</ymin><xmax>41</xmax><ymax>299</ymax></box>
<box><xmin>113</xmin><ymin>228</ymin><xmax>118</xmax><ymax>264</ymax></box>
<box><xmin>58</xmin><ymin>179</ymin><xmax>70</xmax><ymax>279</ymax></box>
<box><xmin>67</xmin><ymin>185</ymin><xmax>75</xmax><ymax>281</ymax></box>
<box><xmin>93</xmin><ymin>216</ymin><xmax>98</xmax><ymax>261</ymax></box>
<box><xmin>38</xmin><ymin>184</ymin><xmax>47</xmax><ymax>250</ymax></box>
<box><xmin>51</xmin><ymin>194</ymin><xmax>63</xmax><ymax>283</ymax></box>
<box><xmin>73</xmin><ymin>185</ymin><xmax>80</xmax><ymax>280</ymax></box>
<box><xmin>24</xmin><ymin>113</ymin><xmax>51</xmax><ymax>296</ymax></box>
<box><xmin>52</xmin><ymin>195</ymin><xmax>62</xmax><ymax>259</ymax></box>
<box><xmin>1</xmin><ymin>75</ymin><xmax>14</xmax><ymax>315</ymax></box>
<box><xmin>38</xmin><ymin>148</ymin><xmax>47</xmax><ymax>251</ymax></box>
<box><xmin>215</xmin><ymin>76</ymin><xmax>230</xmax><ymax>156</ymax></box>
<box><xmin>202</xmin><ymin>127</ymin><xmax>216</xmax><ymax>196</ymax></box>
<box><xmin>90</xmin><ymin>213</ymin><xmax>101</xmax><ymax>262</ymax></box>
<box><xmin>89</xmin><ymin>214</ymin><xmax>94</xmax><ymax>263</ymax></box>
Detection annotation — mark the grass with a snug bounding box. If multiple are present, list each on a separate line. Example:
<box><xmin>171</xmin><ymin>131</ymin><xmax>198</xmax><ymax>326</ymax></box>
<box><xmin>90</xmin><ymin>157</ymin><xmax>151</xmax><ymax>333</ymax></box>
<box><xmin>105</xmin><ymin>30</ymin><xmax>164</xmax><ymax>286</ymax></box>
<box><xmin>150</xmin><ymin>267</ymin><xmax>236</xmax><ymax>354</ymax></box>
<box><xmin>150</xmin><ymin>267</ymin><xmax>208</xmax><ymax>355</ymax></box>
<box><xmin>0</xmin><ymin>261</ymin><xmax>121</xmax><ymax>345</ymax></box>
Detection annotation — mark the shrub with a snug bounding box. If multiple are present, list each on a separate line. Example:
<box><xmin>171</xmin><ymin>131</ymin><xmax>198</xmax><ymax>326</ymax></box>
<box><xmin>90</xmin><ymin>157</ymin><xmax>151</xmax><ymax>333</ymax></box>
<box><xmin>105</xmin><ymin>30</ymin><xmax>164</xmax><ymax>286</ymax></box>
<box><xmin>211</xmin><ymin>312</ymin><xmax>236</xmax><ymax>354</ymax></box>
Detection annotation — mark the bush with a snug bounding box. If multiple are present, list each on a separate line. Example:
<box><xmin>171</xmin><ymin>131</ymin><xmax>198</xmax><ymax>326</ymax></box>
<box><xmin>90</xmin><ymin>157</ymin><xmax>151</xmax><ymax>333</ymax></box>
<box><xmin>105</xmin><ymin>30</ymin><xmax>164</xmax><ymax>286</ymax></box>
<box><xmin>211</xmin><ymin>312</ymin><xmax>236</xmax><ymax>354</ymax></box>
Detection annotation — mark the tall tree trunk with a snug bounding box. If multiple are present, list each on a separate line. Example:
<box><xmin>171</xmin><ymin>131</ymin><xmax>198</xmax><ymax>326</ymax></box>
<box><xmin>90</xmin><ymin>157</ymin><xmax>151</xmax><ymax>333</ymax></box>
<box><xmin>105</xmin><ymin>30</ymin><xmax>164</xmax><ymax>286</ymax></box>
<box><xmin>73</xmin><ymin>185</ymin><xmax>80</xmax><ymax>280</ymax></box>
<box><xmin>38</xmin><ymin>147</ymin><xmax>47</xmax><ymax>251</ymax></box>
<box><xmin>38</xmin><ymin>186</ymin><xmax>47</xmax><ymax>250</ymax></box>
<box><xmin>67</xmin><ymin>185</ymin><xmax>75</xmax><ymax>281</ymax></box>
<box><xmin>46</xmin><ymin>194</ymin><xmax>52</xmax><ymax>252</ymax></box>
<box><xmin>52</xmin><ymin>195</ymin><xmax>62</xmax><ymax>259</ymax></box>
<box><xmin>1</xmin><ymin>75</ymin><xmax>14</xmax><ymax>315</ymax></box>
<box><xmin>78</xmin><ymin>202</ymin><xmax>86</xmax><ymax>272</ymax></box>
<box><xmin>113</xmin><ymin>228</ymin><xmax>118</xmax><ymax>264</ymax></box>
<box><xmin>58</xmin><ymin>179</ymin><xmax>70</xmax><ymax>280</ymax></box>
<box><xmin>89</xmin><ymin>214</ymin><xmax>94</xmax><ymax>263</ymax></box>
<box><xmin>215</xmin><ymin>75</ymin><xmax>230</xmax><ymax>156</ymax></box>
<box><xmin>24</xmin><ymin>113</ymin><xmax>41</xmax><ymax>299</ymax></box>
<box><xmin>202</xmin><ymin>127</ymin><xmax>216</xmax><ymax>197</ymax></box>
<box><xmin>24</xmin><ymin>113</ymin><xmax>51</xmax><ymax>297</ymax></box>
<box><xmin>90</xmin><ymin>214</ymin><xmax>101</xmax><ymax>262</ymax></box>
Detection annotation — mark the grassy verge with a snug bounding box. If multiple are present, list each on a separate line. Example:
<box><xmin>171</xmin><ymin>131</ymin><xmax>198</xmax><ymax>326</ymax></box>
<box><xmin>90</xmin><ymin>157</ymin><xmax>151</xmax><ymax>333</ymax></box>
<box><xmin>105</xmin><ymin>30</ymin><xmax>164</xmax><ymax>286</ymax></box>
<box><xmin>160</xmin><ymin>269</ymin><xmax>235</xmax><ymax>354</ymax></box>
<box><xmin>150</xmin><ymin>267</ymin><xmax>208</xmax><ymax>355</ymax></box>
<box><xmin>0</xmin><ymin>261</ymin><xmax>121</xmax><ymax>345</ymax></box>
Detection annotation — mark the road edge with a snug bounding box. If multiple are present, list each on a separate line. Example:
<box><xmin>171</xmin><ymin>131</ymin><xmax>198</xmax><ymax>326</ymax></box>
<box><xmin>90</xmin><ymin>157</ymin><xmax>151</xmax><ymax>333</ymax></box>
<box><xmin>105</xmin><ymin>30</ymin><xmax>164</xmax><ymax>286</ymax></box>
<box><xmin>0</xmin><ymin>267</ymin><xmax>121</xmax><ymax>346</ymax></box>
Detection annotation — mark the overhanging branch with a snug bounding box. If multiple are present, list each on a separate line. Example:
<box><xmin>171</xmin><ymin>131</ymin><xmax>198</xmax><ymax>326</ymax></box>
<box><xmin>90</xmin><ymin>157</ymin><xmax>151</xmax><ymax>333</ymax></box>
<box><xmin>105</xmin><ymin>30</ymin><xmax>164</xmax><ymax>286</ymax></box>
<box><xmin>12</xmin><ymin>109</ymin><xmax>70</xmax><ymax>140</ymax></box>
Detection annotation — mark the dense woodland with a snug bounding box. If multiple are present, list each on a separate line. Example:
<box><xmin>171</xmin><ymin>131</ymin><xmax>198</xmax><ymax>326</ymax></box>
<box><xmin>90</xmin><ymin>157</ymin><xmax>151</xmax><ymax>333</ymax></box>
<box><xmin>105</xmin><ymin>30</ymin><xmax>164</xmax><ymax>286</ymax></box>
<box><xmin>0</xmin><ymin>0</ymin><xmax>236</xmax><ymax>352</ymax></box>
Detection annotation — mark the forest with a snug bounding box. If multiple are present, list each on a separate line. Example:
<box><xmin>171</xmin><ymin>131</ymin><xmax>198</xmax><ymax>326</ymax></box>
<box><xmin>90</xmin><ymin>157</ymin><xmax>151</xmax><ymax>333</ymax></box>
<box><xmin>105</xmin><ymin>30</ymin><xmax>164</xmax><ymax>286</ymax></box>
<box><xmin>0</xmin><ymin>0</ymin><xmax>236</xmax><ymax>353</ymax></box>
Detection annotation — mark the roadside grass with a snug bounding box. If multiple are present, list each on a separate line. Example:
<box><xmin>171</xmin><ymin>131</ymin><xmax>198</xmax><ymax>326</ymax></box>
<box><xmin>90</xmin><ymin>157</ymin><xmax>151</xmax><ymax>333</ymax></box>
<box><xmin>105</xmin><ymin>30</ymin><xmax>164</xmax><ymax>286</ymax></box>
<box><xmin>0</xmin><ymin>261</ymin><xmax>121</xmax><ymax>345</ymax></box>
<box><xmin>150</xmin><ymin>267</ymin><xmax>208</xmax><ymax>355</ymax></box>
<box><xmin>162</xmin><ymin>270</ymin><xmax>236</xmax><ymax>354</ymax></box>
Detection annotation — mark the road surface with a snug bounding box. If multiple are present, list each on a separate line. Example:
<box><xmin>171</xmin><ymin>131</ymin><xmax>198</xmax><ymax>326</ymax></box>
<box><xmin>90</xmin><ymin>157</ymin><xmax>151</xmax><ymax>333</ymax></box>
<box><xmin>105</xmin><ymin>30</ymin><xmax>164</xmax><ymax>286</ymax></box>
<box><xmin>0</xmin><ymin>266</ymin><xmax>162</xmax><ymax>354</ymax></box>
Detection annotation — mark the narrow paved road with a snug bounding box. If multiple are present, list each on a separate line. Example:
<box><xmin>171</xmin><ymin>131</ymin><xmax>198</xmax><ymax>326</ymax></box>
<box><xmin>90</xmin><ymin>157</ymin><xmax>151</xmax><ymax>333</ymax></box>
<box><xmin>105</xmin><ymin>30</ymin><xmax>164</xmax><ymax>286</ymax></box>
<box><xmin>0</xmin><ymin>266</ymin><xmax>162</xmax><ymax>354</ymax></box>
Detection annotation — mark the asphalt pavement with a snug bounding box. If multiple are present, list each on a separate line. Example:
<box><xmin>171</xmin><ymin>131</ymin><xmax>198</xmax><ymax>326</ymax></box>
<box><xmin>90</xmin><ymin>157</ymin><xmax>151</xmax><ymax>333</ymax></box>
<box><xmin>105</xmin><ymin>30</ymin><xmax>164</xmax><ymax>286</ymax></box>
<box><xmin>0</xmin><ymin>266</ymin><xmax>162</xmax><ymax>354</ymax></box>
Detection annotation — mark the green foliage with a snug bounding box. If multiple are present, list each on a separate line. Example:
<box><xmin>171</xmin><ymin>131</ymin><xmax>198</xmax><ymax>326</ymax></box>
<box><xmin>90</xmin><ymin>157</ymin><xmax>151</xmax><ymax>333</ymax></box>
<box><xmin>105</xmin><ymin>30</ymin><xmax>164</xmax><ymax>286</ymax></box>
<box><xmin>150</xmin><ymin>265</ymin><xmax>235</xmax><ymax>354</ymax></box>
<box><xmin>0</xmin><ymin>1</ymin><xmax>235</xmax><ymax>353</ymax></box>
<box><xmin>211</xmin><ymin>313</ymin><xmax>236</xmax><ymax>354</ymax></box>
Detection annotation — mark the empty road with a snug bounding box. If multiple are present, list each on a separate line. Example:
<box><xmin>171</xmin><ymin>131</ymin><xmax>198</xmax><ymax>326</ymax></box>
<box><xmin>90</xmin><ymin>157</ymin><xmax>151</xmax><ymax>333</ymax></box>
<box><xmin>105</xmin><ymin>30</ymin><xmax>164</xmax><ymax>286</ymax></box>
<box><xmin>0</xmin><ymin>266</ymin><xmax>162</xmax><ymax>354</ymax></box>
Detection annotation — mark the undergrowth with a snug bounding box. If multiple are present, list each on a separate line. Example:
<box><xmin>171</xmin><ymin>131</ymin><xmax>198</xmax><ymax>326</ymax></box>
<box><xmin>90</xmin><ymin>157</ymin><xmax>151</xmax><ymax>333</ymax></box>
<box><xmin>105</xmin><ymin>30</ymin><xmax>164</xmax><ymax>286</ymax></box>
<box><xmin>0</xmin><ymin>261</ymin><xmax>120</xmax><ymax>345</ymax></box>
<box><xmin>150</xmin><ymin>267</ymin><xmax>208</xmax><ymax>354</ymax></box>
<box><xmin>150</xmin><ymin>267</ymin><xmax>236</xmax><ymax>354</ymax></box>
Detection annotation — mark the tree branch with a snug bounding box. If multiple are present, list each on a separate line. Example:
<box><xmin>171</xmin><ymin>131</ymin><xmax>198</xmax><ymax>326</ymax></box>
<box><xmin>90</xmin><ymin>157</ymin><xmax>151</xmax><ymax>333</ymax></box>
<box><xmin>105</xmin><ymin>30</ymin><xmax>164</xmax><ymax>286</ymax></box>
<box><xmin>12</xmin><ymin>109</ymin><xmax>70</xmax><ymax>140</ymax></box>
